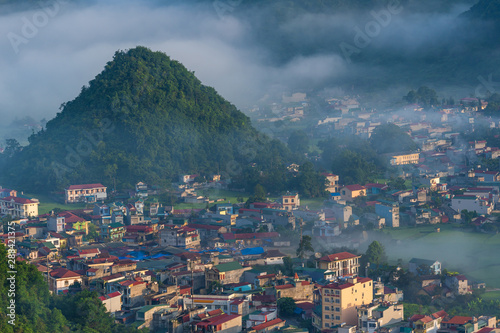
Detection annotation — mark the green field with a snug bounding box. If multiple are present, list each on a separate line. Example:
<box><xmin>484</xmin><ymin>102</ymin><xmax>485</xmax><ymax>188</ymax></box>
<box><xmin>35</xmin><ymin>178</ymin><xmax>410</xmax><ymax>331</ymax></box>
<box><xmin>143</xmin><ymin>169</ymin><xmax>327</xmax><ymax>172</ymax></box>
<box><xmin>372</xmin><ymin>224</ymin><xmax>500</xmax><ymax>289</ymax></box>
<box><xmin>26</xmin><ymin>193</ymin><xmax>88</xmax><ymax>215</ymax></box>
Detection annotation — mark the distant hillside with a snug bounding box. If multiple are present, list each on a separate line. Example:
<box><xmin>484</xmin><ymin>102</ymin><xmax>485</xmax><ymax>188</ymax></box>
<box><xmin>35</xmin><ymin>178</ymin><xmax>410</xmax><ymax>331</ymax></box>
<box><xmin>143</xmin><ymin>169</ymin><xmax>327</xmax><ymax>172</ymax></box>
<box><xmin>1</xmin><ymin>47</ymin><xmax>292</xmax><ymax>192</ymax></box>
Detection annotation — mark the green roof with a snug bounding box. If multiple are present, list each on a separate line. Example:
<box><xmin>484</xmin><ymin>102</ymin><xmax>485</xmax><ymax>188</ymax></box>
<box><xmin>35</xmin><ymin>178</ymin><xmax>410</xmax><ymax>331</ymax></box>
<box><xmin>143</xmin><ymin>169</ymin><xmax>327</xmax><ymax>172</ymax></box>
<box><xmin>215</xmin><ymin>261</ymin><xmax>243</xmax><ymax>272</ymax></box>
<box><xmin>108</xmin><ymin>222</ymin><xmax>124</xmax><ymax>229</ymax></box>
<box><xmin>137</xmin><ymin>305</ymin><xmax>161</xmax><ymax>314</ymax></box>
<box><xmin>42</xmin><ymin>242</ymin><xmax>57</xmax><ymax>250</ymax></box>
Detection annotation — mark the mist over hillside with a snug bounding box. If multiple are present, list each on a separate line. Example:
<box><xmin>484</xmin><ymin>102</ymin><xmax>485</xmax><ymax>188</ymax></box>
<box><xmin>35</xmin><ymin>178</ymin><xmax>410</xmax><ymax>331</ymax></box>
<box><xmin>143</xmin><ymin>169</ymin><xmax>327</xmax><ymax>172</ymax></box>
<box><xmin>0</xmin><ymin>0</ymin><xmax>498</xmax><ymax>133</ymax></box>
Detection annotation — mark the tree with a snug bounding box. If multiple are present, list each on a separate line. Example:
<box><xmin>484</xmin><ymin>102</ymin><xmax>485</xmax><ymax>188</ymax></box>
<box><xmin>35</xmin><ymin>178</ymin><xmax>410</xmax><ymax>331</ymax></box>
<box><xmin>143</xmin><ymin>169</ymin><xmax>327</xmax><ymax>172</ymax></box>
<box><xmin>296</xmin><ymin>235</ymin><xmax>314</xmax><ymax>260</ymax></box>
<box><xmin>403</xmin><ymin>86</ymin><xmax>439</xmax><ymax>108</ymax></box>
<box><xmin>365</xmin><ymin>241</ymin><xmax>387</xmax><ymax>265</ymax></box>
<box><xmin>246</xmin><ymin>184</ymin><xmax>267</xmax><ymax>204</ymax></box>
<box><xmin>370</xmin><ymin>123</ymin><xmax>417</xmax><ymax>154</ymax></box>
<box><xmin>4</xmin><ymin>138</ymin><xmax>21</xmax><ymax>157</ymax></box>
<box><xmin>282</xmin><ymin>256</ymin><xmax>294</xmax><ymax>276</ymax></box>
<box><xmin>293</xmin><ymin>162</ymin><xmax>326</xmax><ymax>198</ymax></box>
<box><xmin>87</xmin><ymin>223</ymin><xmax>99</xmax><ymax>242</ymax></box>
<box><xmin>288</xmin><ymin>130</ymin><xmax>309</xmax><ymax>155</ymax></box>
<box><xmin>388</xmin><ymin>177</ymin><xmax>406</xmax><ymax>190</ymax></box>
<box><xmin>277</xmin><ymin>297</ymin><xmax>296</xmax><ymax>317</ymax></box>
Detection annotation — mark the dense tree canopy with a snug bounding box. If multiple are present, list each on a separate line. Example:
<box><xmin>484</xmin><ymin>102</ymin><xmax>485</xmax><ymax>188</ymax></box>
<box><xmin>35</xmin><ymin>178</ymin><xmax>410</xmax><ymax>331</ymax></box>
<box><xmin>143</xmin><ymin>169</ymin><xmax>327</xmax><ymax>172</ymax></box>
<box><xmin>403</xmin><ymin>86</ymin><xmax>439</xmax><ymax>108</ymax></box>
<box><xmin>1</xmin><ymin>47</ymin><xmax>293</xmax><ymax>193</ymax></box>
<box><xmin>370</xmin><ymin>123</ymin><xmax>418</xmax><ymax>154</ymax></box>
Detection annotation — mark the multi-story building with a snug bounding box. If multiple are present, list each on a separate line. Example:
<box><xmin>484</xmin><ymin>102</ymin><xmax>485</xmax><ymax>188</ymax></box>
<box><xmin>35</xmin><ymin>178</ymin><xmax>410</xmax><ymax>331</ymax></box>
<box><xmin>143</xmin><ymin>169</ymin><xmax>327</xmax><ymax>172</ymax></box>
<box><xmin>340</xmin><ymin>185</ymin><xmax>366</xmax><ymax>202</ymax></box>
<box><xmin>47</xmin><ymin>214</ymin><xmax>66</xmax><ymax>233</ymax></box>
<box><xmin>65</xmin><ymin>183</ymin><xmax>107</xmax><ymax>203</ymax></box>
<box><xmin>205</xmin><ymin>261</ymin><xmax>252</xmax><ymax>289</ymax></box>
<box><xmin>375</xmin><ymin>202</ymin><xmax>400</xmax><ymax>228</ymax></box>
<box><xmin>316</xmin><ymin>252</ymin><xmax>361</xmax><ymax>277</ymax></box>
<box><xmin>451</xmin><ymin>195</ymin><xmax>493</xmax><ymax>215</ymax></box>
<box><xmin>281</xmin><ymin>193</ymin><xmax>300</xmax><ymax>211</ymax></box>
<box><xmin>160</xmin><ymin>226</ymin><xmax>200</xmax><ymax>249</ymax></box>
<box><xmin>48</xmin><ymin>268</ymin><xmax>83</xmax><ymax>294</ymax></box>
<box><xmin>312</xmin><ymin>277</ymin><xmax>373</xmax><ymax>330</ymax></box>
<box><xmin>389</xmin><ymin>152</ymin><xmax>420</xmax><ymax>166</ymax></box>
<box><xmin>183</xmin><ymin>293</ymin><xmax>250</xmax><ymax>316</ymax></box>
<box><xmin>323</xmin><ymin>173</ymin><xmax>340</xmax><ymax>193</ymax></box>
<box><xmin>0</xmin><ymin>196</ymin><xmax>39</xmax><ymax>218</ymax></box>
<box><xmin>357</xmin><ymin>303</ymin><xmax>404</xmax><ymax>333</ymax></box>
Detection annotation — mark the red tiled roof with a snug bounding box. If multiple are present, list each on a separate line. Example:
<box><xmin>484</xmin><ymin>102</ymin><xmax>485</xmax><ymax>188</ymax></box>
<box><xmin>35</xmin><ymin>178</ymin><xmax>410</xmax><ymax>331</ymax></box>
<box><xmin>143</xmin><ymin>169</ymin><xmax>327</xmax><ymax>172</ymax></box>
<box><xmin>0</xmin><ymin>196</ymin><xmax>37</xmax><ymax>204</ymax></box>
<box><xmin>432</xmin><ymin>310</ymin><xmax>448</xmax><ymax>319</ymax></box>
<box><xmin>443</xmin><ymin>316</ymin><xmax>472</xmax><ymax>325</ymax></box>
<box><xmin>222</xmin><ymin>232</ymin><xmax>280</xmax><ymax>240</ymax></box>
<box><xmin>318</xmin><ymin>252</ymin><xmax>359</xmax><ymax>262</ymax></box>
<box><xmin>78</xmin><ymin>248</ymin><xmax>100</xmax><ymax>255</ymax></box>
<box><xmin>107</xmin><ymin>291</ymin><xmax>121</xmax><ymax>298</ymax></box>
<box><xmin>67</xmin><ymin>184</ymin><xmax>106</xmax><ymax>190</ymax></box>
<box><xmin>409</xmin><ymin>315</ymin><xmax>426</xmax><ymax>322</ymax></box>
<box><xmin>251</xmin><ymin>318</ymin><xmax>284</xmax><ymax>330</ymax></box>
<box><xmin>275</xmin><ymin>284</ymin><xmax>294</xmax><ymax>290</ymax></box>
<box><xmin>196</xmin><ymin>314</ymin><xmax>240</xmax><ymax>327</ymax></box>
<box><xmin>343</xmin><ymin>185</ymin><xmax>366</xmax><ymax>191</ymax></box>
<box><xmin>49</xmin><ymin>268</ymin><xmax>81</xmax><ymax>279</ymax></box>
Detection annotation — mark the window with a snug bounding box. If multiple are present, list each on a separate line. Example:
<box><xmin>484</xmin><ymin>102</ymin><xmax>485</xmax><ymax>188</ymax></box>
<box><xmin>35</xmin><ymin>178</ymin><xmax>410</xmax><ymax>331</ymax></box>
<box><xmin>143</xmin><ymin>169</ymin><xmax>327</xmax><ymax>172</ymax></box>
<box><xmin>325</xmin><ymin>306</ymin><xmax>330</xmax><ymax>311</ymax></box>
<box><xmin>335</xmin><ymin>307</ymin><xmax>340</xmax><ymax>312</ymax></box>
<box><xmin>336</xmin><ymin>316</ymin><xmax>340</xmax><ymax>320</ymax></box>
<box><xmin>325</xmin><ymin>315</ymin><xmax>330</xmax><ymax>319</ymax></box>
<box><xmin>325</xmin><ymin>323</ymin><xmax>330</xmax><ymax>327</ymax></box>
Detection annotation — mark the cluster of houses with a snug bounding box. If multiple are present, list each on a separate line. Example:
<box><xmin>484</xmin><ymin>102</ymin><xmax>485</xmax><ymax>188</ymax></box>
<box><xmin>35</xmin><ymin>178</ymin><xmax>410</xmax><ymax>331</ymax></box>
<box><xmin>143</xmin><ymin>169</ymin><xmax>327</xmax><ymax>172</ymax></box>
<box><xmin>2</xmin><ymin>179</ymin><xmax>497</xmax><ymax>332</ymax></box>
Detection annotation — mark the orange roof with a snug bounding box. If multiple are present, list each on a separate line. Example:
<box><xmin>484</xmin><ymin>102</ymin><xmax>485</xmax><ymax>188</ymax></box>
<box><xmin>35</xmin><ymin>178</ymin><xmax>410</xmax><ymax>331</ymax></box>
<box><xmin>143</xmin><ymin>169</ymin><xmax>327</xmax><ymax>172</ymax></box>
<box><xmin>443</xmin><ymin>316</ymin><xmax>472</xmax><ymax>325</ymax></box>
<box><xmin>49</xmin><ymin>268</ymin><xmax>81</xmax><ymax>279</ymax></box>
<box><xmin>251</xmin><ymin>318</ymin><xmax>284</xmax><ymax>330</ymax></box>
<box><xmin>319</xmin><ymin>252</ymin><xmax>359</xmax><ymax>262</ymax></box>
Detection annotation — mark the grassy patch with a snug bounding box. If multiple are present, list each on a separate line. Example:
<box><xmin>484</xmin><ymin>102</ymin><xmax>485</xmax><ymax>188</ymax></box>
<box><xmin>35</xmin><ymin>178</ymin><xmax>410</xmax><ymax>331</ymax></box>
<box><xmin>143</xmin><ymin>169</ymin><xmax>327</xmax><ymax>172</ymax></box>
<box><xmin>26</xmin><ymin>193</ymin><xmax>88</xmax><ymax>215</ymax></box>
<box><xmin>375</xmin><ymin>224</ymin><xmax>500</xmax><ymax>289</ymax></box>
<box><xmin>480</xmin><ymin>290</ymin><xmax>500</xmax><ymax>301</ymax></box>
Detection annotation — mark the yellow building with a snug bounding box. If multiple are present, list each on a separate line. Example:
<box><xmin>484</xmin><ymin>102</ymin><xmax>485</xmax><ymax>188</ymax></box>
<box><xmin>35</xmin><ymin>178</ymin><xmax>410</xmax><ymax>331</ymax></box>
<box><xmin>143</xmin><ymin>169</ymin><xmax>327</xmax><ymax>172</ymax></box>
<box><xmin>313</xmin><ymin>277</ymin><xmax>373</xmax><ymax>330</ymax></box>
<box><xmin>340</xmin><ymin>185</ymin><xmax>366</xmax><ymax>202</ymax></box>
<box><xmin>316</xmin><ymin>252</ymin><xmax>361</xmax><ymax>277</ymax></box>
<box><xmin>0</xmin><ymin>196</ymin><xmax>39</xmax><ymax>218</ymax></box>
<box><xmin>390</xmin><ymin>152</ymin><xmax>420</xmax><ymax>166</ymax></box>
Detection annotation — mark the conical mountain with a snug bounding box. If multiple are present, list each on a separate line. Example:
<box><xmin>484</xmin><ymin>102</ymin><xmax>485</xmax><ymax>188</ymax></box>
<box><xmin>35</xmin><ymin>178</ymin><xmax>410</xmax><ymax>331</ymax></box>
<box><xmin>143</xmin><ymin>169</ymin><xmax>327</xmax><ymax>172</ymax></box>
<box><xmin>2</xmin><ymin>46</ymin><xmax>291</xmax><ymax>192</ymax></box>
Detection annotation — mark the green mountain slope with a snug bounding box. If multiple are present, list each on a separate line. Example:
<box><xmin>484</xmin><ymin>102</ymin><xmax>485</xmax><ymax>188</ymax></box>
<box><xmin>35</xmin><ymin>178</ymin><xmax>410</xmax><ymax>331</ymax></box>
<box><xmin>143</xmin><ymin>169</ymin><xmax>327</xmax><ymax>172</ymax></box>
<box><xmin>2</xmin><ymin>46</ymin><xmax>291</xmax><ymax>192</ymax></box>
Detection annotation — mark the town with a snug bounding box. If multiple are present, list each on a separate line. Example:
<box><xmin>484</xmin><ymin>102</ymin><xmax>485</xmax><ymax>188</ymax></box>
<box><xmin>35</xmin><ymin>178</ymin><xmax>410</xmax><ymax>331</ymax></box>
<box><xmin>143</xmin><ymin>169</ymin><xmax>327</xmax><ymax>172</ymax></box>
<box><xmin>2</xmin><ymin>90</ymin><xmax>500</xmax><ymax>333</ymax></box>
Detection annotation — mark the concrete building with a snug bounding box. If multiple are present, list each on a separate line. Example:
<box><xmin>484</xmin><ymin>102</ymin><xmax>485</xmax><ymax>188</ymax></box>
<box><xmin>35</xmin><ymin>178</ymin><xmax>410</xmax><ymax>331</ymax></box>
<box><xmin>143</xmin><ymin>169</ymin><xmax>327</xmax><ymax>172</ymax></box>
<box><xmin>65</xmin><ymin>183</ymin><xmax>107</xmax><ymax>203</ymax></box>
<box><xmin>312</xmin><ymin>277</ymin><xmax>373</xmax><ymax>330</ymax></box>
<box><xmin>99</xmin><ymin>291</ymin><xmax>122</xmax><ymax>313</ymax></box>
<box><xmin>0</xmin><ymin>196</ymin><xmax>39</xmax><ymax>218</ymax></box>
<box><xmin>47</xmin><ymin>215</ymin><xmax>66</xmax><ymax>233</ymax></box>
<box><xmin>358</xmin><ymin>303</ymin><xmax>404</xmax><ymax>333</ymax></box>
<box><xmin>194</xmin><ymin>313</ymin><xmax>242</xmax><ymax>333</ymax></box>
<box><xmin>340</xmin><ymin>185</ymin><xmax>366</xmax><ymax>202</ymax></box>
<box><xmin>48</xmin><ymin>268</ymin><xmax>83</xmax><ymax>294</ymax></box>
<box><xmin>389</xmin><ymin>152</ymin><xmax>420</xmax><ymax>166</ymax></box>
<box><xmin>409</xmin><ymin>258</ymin><xmax>441</xmax><ymax>275</ymax></box>
<box><xmin>205</xmin><ymin>261</ymin><xmax>252</xmax><ymax>289</ymax></box>
<box><xmin>375</xmin><ymin>202</ymin><xmax>400</xmax><ymax>228</ymax></box>
<box><xmin>281</xmin><ymin>193</ymin><xmax>300</xmax><ymax>211</ymax></box>
<box><xmin>451</xmin><ymin>195</ymin><xmax>493</xmax><ymax>215</ymax></box>
<box><xmin>316</xmin><ymin>252</ymin><xmax>361</xmax><ymax>277</ymax></box>
<box><xmin>160</xmin><ymin>226</ymin><xmax>200</xmax><ymax>249</ymax></box>
<box><xmin>183</xmin><ymin>294</ymin><xmax>250</xmax><ymax>316</ymax></box>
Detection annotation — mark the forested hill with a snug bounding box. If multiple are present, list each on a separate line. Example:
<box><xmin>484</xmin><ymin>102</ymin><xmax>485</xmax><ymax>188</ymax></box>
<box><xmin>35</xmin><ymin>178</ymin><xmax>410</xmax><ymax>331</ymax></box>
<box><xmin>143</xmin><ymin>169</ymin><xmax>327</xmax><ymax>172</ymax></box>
<box><xmin>1</xmin><ymin>47</ymin><xmax>292</xmax><ymax>192</ymax></box>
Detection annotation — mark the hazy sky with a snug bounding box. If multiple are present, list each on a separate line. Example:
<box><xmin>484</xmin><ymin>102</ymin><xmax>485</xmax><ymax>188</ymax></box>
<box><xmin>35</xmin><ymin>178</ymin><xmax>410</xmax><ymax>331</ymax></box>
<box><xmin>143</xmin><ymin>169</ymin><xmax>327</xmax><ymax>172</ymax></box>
<box><xmin>0</xmin><ymin>0</ymin><xmax>479</xmax><ymax>125</ymax></box>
